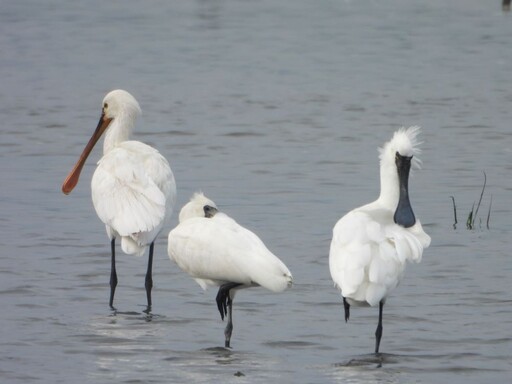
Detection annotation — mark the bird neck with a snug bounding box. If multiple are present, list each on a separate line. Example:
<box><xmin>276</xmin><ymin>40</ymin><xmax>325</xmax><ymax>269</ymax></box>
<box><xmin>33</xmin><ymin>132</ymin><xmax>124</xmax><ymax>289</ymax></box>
<box><xmin>377</xmin><ymin>159</ymin><xmax>399</xmax><ymax>210</ymax></box>
<box><xmin>103</xmin><ymin>113</ymin><xmax>135</xmax><ymax>154</ymax></box>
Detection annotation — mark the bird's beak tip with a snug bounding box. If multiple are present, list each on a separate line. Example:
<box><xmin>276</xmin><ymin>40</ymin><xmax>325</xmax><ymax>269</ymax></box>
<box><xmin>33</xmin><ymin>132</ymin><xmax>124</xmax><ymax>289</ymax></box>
<box><xmin>61</xmin><ymin>181</ymin><xmax>75</xmax><ymax>195</ymax></box>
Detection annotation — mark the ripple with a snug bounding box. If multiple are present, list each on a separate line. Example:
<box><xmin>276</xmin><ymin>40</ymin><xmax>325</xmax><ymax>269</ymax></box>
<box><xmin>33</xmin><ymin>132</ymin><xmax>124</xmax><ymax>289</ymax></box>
<box><xmin>221</xmin><ymin>131</ymin><xmax>265</xmax><ymax>138</ymax></box>
<box><xmin>263</xmin><ymin>340</ymin><xmax>320</xmax><ymax>349</ymax></box>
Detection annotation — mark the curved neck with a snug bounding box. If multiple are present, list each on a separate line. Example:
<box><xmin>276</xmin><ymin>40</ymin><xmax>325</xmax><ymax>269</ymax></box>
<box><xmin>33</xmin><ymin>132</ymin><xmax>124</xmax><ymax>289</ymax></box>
<box><xmin>103</xmin><ymin>113</ymin><xmax>135</xmax><ymax>153</ymax></box>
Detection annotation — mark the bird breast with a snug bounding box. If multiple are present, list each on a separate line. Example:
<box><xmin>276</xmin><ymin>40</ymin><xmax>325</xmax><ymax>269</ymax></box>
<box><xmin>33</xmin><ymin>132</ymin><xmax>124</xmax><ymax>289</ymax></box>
<box><xmin>330</xmin><ymin>208</ymin><xmax>429</xmax><ymax>306</ymax></box>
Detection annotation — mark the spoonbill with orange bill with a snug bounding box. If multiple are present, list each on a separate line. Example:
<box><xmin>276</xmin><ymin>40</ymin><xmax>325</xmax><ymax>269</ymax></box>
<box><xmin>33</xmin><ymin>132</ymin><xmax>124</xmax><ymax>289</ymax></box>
<box><xmin>62</xmin><ymin>89</ymin><xmax>176</xmax><ymax>311</ymax></box>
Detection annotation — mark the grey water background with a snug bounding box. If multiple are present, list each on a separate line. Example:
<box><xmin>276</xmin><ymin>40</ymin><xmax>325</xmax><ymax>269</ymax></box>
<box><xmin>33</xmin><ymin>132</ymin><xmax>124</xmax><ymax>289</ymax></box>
<box><xmin>1</xmin><ymin>0</ymin><xmax>511</xmax><ymax>383</ymax></box>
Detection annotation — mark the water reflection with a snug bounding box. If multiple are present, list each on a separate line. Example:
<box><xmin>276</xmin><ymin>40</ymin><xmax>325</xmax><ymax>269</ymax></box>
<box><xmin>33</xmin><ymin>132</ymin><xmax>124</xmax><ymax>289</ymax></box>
<box><xmin>330</xmin><ymin>354</ymin><xmax>407</xmax><ymax>383</ymax></box>
<box><xmin>330</xmin><ymin>367</ymin><xmax>402</xmax><ymax>384</ymax></box>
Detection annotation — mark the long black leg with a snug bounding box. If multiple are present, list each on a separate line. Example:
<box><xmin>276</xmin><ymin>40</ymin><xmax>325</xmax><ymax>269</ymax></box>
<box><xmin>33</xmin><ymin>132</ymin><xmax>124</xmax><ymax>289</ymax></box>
<box><xmin>343</xmin><ymin>297</ymin><xmax>350</xmax><ymax>322</ymax></box>
<box><xmin>109</xmin><ymin>238</ymin><xmax>118</xmax><ymax>309</ymax></box>
<box><xmin>145</xmin><ymin>242</ymin><xmax>154</xmax><ymax>311</ymax></box>
<box><xmin>215</xmin><ymin>282</ymin><xmax>242</xmax><ymax>348</ymax></box>
<box><xmin>224</xmin><ymin>296</ymin><xmax>235</xmax><ymax>348</ymax></box>
<box><xmin>375</xmin><ymin>300</ymin><xmax>384</xmax><ymax>354</ymax></box>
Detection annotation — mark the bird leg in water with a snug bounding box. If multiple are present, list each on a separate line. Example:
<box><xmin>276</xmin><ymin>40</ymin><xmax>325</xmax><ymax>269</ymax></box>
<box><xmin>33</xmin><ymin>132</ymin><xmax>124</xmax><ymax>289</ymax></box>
<box><xmin>343</xmin><ymin>298</ymin><xmax>350</xmax><ymax>323</ymax></box>
<box><xmin>343</xmin><ymin>297</ymin><xmax>350</xmax><ymax>322</ymax></box>
<box><xmin>224</xmin><ymin>296</ymin><xmax>235</xmax><ymax>348</ymax></box>
<box><xmin>375</xmin><ymin>300</ymin><xmax>384</xmax><ymax>354</ymax></box>
<box><xmin>145</xmin><ymin>242</ymin><xmax>154</xmax><ymax>311</ymax></box>
<box><xmin>109</xmin><ymin>238</ymin><xmax>118</xmax><ymax>309</ymax></box>
<box><xmin>216</xmin><ymin>282</ymin><xmax>242</xmax><ymax>348</ymax></box>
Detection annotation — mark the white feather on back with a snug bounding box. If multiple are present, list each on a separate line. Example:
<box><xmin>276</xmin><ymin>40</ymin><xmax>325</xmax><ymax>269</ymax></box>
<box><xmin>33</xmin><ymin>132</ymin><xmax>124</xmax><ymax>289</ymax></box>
<box><xmin>92</xmin><ymin>140</ymin><xmax>175</xmax><ymax>256</ymax></box>
<box><xmin>168</xmin><ymin>195</ymin><xmax>293</xmax><ymax>292</ymax></box>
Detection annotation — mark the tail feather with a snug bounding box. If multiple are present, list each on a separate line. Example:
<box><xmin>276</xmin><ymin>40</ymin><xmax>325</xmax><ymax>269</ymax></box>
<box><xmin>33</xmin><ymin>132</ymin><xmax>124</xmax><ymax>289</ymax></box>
<box><xmin>121</xmin><ymin>236</ymin><xmax>146</xmax><ymax>256</ymax></box>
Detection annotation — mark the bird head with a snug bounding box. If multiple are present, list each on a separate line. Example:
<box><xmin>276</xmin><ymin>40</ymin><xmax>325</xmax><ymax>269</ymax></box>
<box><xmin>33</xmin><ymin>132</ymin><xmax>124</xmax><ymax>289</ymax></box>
<box><xmin>102</xmin><ymin>89</ymin><xmax>141</xmax><ymax>122</ymax></box>
<box><xmin>379</xmin><ymin>126</ymin><xmax>423</xmax><ymax>171</ymax></box>
<box><xmin>178</xmin><ymin>192</ymin><xmax>219</xmax><ymax>222</ymax></box>
<box><xmin>61</xmin><ymin>89</ymin><xmax>141</xmax><ymax>195</ymax></box>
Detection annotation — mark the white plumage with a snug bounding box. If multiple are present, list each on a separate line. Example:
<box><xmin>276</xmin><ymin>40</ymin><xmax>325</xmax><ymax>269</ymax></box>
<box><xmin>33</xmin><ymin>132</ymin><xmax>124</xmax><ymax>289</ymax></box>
<box><xmin>329</xmin><ymin>126</ymin><xmax>430</xmax><ymax>354</ymax></box>
<box><xmin>62</xmin><ymin>89</ymin><xmax>176</xmax><ymax>310</ymax></box>
<box><xmin>168</xmin><ymin>192</ymin><xmax>292</xmax><ymax>347</ymax></box>
<box><xmin>92</xmin><ymin>140</ymin><xmax>175</xmax><ymax>256</ymax></box>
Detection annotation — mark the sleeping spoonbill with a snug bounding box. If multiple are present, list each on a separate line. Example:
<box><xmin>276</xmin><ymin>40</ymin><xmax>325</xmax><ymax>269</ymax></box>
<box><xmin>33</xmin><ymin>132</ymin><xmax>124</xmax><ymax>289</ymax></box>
<box><xmin>62</xmin><ymin>89</ymin><xmax>176</xmax><ymax>311</ymax></box>
<box><xmin>329</xmin><ymin>126</ymin><xmax>430</xmax><ymax>354</ymax></box>
<box><xmin>168</xmin><ymin>193</ymin><xmax>293</xmax><ymax>348</ymax></box>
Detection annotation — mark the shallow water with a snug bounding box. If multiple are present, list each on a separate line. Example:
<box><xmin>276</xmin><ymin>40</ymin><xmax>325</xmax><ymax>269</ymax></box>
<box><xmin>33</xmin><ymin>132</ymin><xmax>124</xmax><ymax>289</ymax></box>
<box><xmin>1</xmin><ymin>0</ymin><xmax>511</xmax><ymax>383</ymax></box>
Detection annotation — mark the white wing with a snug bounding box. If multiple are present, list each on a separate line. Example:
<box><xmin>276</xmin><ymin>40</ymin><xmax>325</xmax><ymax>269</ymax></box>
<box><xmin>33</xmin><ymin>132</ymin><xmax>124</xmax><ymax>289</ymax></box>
<box><xmin>329</xmin><ymin>207</ymin><xmax>430</xmax><ymax>306</ymax></box>
<box><xmin>168</xmin><ymin>213</ymin><xmax>292</xmax><ymax>292</ymax></box>
<box><xmin>92</xmin><ymin>141</ymin><xmax>176</xmax><ymax>254</ymax></box>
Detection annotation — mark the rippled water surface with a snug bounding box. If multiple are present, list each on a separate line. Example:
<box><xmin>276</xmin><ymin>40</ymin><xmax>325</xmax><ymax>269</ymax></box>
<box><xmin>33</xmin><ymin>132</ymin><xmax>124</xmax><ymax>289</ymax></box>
<box><xmin>1</xmin><ymin>1</ymin><xmax>511</xmax><ymax>383</ymax></box>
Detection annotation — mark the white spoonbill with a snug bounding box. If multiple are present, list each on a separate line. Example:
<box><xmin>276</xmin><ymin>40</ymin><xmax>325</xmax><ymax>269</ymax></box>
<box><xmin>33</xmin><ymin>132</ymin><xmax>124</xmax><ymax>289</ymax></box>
<box><xmin>168</xmin><ymin>193</ymin><xmax>293</xmax><ymax>348</ymax></box>
<box><xmin>329</xmin><ymin>126</ymin><xmax>430</xmax><ymax>354</ymax></box>
<box><xmin>62</xmin><ymin>89</ymin><xmax>176</xmax><ymax>310</ymax></box>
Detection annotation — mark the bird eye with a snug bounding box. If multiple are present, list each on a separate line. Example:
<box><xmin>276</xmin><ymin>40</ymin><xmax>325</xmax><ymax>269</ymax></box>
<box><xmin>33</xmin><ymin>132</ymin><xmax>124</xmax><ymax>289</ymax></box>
<box><xmin>103</xmin><ymin>103</ymin><xmax>108</xmax><ymax>109</ymax></box>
